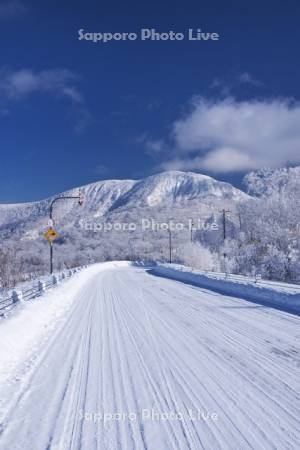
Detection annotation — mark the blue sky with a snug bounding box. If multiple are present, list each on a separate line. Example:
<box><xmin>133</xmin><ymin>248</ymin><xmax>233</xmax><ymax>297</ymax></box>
<box><xmin>1</xmin><ymin>0</ymin><xmax>300</xmax><ymax>202</ymax></box>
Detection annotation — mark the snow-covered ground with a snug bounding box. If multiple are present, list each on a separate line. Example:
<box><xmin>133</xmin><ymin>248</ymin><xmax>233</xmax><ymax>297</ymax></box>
<box><xmin>0</xmin><ymin>263</ymin><xmax>299</xmax><ymax>449</ymax></box>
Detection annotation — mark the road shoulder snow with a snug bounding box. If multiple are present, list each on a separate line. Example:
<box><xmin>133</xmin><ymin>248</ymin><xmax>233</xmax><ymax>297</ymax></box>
<box><xmin>0</xmin><ymin>262</ymin><xmax>129</xmax><ymax>387</ymax></box>
<box><xmin>150</xmin><ymin>264</ymin><xmax>300</xmax><ymax>315</ymax></box>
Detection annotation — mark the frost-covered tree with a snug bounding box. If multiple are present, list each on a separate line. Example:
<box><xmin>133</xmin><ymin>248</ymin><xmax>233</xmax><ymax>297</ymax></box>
<box><xmin>175</xmin><ymin>242</ymin><xmax>220</xmax><ymax>271</ymax></box>
<box><xmin>222</xmin><ymin>166</ymin><xmax>300</xmax><ymax>281</ymax></box>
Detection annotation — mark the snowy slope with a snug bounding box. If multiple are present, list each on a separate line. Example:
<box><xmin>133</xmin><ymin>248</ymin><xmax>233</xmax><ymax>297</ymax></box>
<box><xmin>0</xmin><ymin>263</ymin><xmax>299</xmax><ymax>449</ymax></box>
<box><xmin>0</xmin><ymin>171</ymin><xmax>249</xmax><ymax>230</ymax></box>
<box><xmin>0</xmin><ymin>179</ymin><xmax>136</xmax><ymax>228</ymax></box>
<box><xmin>108</xmin><ymin>171</ymin><xmax>248</xmax><ymax>210</ymax></box>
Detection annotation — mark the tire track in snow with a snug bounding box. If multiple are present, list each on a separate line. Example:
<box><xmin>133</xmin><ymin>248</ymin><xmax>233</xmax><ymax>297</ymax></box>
<box><xmin>116</xmin><ymin>268</ymin><xmax>300</xmax><ymax>449</ymax></box>
<box><xmin>0</xmin><ymin>265</ymin><xmax>299</xmax><ymax>450</ymax></box>
<box><xmin>116</xmin><ymin>273</ymin><xmax>257</xmax><ymax>449</ymax></box>
<box><xmin>140</xmin><ymin>275</ymin><xmax>300</xmax><ymax>447</ymax></box>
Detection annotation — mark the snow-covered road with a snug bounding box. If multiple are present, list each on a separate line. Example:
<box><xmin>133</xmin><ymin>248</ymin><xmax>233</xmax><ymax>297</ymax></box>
<box><xmin>0</xmin><ymin>264</ymin><xmax>299</xmax><ymax>449</ymax></box>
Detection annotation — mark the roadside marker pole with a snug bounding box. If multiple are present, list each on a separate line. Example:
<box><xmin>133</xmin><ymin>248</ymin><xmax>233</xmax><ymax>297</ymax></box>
<box><xmin>44</xmin><ymin>191</ymin><xmax>84</xmax><ymax>274</ymax></box>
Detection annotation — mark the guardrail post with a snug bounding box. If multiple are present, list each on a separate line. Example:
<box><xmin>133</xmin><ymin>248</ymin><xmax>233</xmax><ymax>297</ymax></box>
<box><xmin>12</xmin><ymin>290</ymin><xmax>23</xmax><ymax>303</ymax></box>
<box><xmin>255</xmin><ymin>273</ymin><xmax>262</xmax><ymax>283</ymax></box>
<box><xmin>52</xmin><ymin>275</ymin><xmax>58</xmax><ymax>285</ymax></box>
<box><xmin>38</xmin><ymin>280</ymin><xmax>46</xmax><ymax>293</ymax></box>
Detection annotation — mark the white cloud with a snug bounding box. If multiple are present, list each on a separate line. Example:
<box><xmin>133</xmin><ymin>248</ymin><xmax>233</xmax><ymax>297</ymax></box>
<box><xmin>209</xmin><ymin>77</ymin><xmax>231</xmax><ymax>97</ymax></box>
<box><xmin>238</xmin><ymin>72</ymin><xmax>263</xmax><ymax>86</ymax></box>
<box><xmin>136</xmin><ymin>133</ymin><xmax>167</xmax><ymax>156</ymax></box>
<box><xmin>62</xmin><ymin>87</ymin><xmax>83</xmax><ymax>103</ymax></box>
<box><xmin>162</xmin><ymin>97</ymin><xmax>300</xmax><ymax>173</ymax></box>
<box><xmin>0</xmin><ymin>1</ymin><xmax>27</xmax><ymax>19</ymax></box>
<box><xmin>161</xmin><ymin>149</ymin><xmax>254</xmax><ymax>172</ymax></box>
<box><xmin>0</xmin><ymin>68</ymin><xmax>79</xmax><ymax>100</ymax></box>
<box><xmin>0</xmin><ymin>67</ymin><xmax>90</xmax><ymax>131</ymax></box>
<box><xmin>209</xmin><ymin>73</ymin><xmax>263</xmax><ymax>98</ymax></box>
<box><xmin>145</xmin><ymin>139</ymin><xmax>166</xmax><ymax>154</ymax></box>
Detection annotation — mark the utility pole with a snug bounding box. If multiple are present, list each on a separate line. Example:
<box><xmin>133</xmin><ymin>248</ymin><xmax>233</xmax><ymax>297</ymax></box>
<box><xmin>48</xmin><ymin>191</ymin><xmax>84</xmax><ymax>274</ymax></box>
<box><xmin>220</xmin><ymin>209</ymin><xmax>230</xmax><ymax>241</ymax></box>
<box><xmin>168</xmin><ymin>220</ymin><xmax>173</xmax><ymax>263</ymax></box>
<box><xmin>190</xmin><ymin>219</ymin><xmax>194</xmax><ymax>243</ymax></box>
<box><xmin>50</xmin><ymin>241</ymin><xmax>53</xmax><ymax>275</ymax></box>
<box><xmin>169</xmin><ymin>230</ymin><xmax>172</xmax><ymax>263</ymax></box>
<box><xmin>219</xmin><ymin>209</ymin><xmax>230</xmax><ymax>261</ymax></box>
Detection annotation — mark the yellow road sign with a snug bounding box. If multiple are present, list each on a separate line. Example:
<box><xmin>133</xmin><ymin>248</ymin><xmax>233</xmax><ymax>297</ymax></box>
<box><xmin>44</xmin><ymin>228</ymin><xmax>59</xmax><ymax>242</ymax></box>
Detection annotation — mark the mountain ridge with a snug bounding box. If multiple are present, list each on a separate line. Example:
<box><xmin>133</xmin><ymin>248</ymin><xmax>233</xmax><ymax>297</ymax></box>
<box><xmin>0</xmin><ymin>171</ymin><xmax>251</xmax><ymax>235</ymax></box>
<box><xmin>0</xmin><ymin>170</ymin><xmax>249</xmax><ymax>208</ymax></box>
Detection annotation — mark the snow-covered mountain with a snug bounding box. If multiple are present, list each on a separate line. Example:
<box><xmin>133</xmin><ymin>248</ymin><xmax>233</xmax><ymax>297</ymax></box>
<box><xmin>107</xmin><ymin>171</ymin><xmax>247</xmax><ymax>210</ymax></box>
<box><xmin>0</xmin><ymin>171</ymin><xmax>249</xmax><ymax>238</ymax></box>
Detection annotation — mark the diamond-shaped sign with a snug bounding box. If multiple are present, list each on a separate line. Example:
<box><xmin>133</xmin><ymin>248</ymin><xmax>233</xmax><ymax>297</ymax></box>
<box><xmin>44</xmin><ymin>228</ymin><xmax>59</xmax><ymax>242</ymax></box>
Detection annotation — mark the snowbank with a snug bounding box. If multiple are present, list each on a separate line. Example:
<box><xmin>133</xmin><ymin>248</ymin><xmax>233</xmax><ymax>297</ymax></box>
<box><xmin>150</xmin><ymin>264</ymin><xmax>300</xmax><ymax>315</ymax></box>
